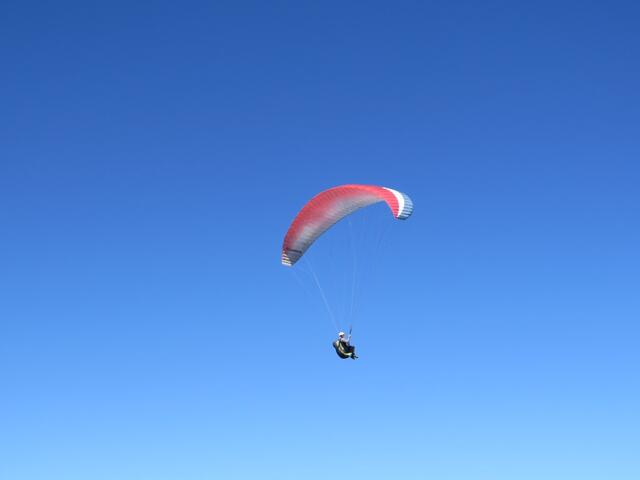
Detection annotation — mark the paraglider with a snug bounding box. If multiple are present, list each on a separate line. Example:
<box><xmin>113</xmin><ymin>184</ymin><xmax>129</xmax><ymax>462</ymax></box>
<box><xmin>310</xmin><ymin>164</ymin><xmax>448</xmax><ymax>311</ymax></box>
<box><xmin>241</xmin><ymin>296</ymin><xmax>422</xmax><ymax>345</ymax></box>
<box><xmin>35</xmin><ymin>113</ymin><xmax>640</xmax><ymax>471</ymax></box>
<box><xmin>281</xmin><ymin>184</ymin><xmax>413</xmax><ymax>359</ymax></box>
<box><xmin>333</xmin><ymin>330</ymin><xmax>358</xmax><ymax>360</ymax></box>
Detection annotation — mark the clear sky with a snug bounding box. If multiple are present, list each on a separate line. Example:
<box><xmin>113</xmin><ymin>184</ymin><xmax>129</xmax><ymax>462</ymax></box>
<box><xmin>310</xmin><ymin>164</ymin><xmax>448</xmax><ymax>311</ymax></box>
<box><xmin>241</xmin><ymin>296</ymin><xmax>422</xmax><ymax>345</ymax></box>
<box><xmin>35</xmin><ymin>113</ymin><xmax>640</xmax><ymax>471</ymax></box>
<box><xmin>1</xmin><ymin>1</ymin><xmax>639</xmax><ymax>479</ymax></box>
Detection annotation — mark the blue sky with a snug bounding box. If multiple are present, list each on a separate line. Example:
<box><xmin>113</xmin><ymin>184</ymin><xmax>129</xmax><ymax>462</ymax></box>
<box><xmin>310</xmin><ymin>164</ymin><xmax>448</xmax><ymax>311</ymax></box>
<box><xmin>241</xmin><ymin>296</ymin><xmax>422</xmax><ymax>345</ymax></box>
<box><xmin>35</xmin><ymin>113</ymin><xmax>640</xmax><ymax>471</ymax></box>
<box><xmin>1</xmin><ymin>1</ymin><xmax>639</xmax><ymax>479</ymax></box>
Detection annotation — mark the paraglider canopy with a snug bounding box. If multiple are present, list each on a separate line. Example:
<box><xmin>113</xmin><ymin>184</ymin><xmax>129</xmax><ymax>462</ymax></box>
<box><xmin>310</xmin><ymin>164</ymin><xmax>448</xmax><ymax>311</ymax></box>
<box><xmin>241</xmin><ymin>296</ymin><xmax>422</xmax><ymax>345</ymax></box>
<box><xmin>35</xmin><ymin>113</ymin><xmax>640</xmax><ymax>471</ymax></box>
<box><xmin>282</xmin><ymin>184</ymin><xmax>413</xmax><ymax>266</ymax></box>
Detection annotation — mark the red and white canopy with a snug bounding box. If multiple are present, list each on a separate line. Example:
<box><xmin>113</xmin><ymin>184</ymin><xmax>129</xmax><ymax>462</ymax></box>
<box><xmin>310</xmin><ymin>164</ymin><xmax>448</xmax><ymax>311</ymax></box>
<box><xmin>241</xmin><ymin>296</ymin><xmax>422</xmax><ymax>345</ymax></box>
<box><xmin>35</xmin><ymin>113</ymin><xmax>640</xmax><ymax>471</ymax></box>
<box><xmin>282</xmin><ymin>184</ymin><xmax>414</xmax><ymax>266</ymax></box>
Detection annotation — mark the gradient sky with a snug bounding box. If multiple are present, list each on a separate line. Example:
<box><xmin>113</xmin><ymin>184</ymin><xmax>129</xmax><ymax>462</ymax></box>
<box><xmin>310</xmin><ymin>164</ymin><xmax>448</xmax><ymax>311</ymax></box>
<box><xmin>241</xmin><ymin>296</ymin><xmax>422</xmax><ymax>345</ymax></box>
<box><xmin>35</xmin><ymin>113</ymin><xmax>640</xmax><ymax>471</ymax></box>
<box><xmin>2</xmin><ymin>1</ymin><xmax>639</xmax><ymax>479</ymax></box>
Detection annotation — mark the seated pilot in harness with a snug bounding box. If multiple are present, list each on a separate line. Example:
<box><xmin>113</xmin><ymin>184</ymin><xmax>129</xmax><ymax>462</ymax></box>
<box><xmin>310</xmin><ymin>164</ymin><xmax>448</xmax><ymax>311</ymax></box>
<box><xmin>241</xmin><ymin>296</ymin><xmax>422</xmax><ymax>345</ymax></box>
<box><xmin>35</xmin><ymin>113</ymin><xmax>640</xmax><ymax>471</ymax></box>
<box><xmin>332</xmin><ymin>331</ymin><xmax>358</xmax><ymax>359</ymax></box>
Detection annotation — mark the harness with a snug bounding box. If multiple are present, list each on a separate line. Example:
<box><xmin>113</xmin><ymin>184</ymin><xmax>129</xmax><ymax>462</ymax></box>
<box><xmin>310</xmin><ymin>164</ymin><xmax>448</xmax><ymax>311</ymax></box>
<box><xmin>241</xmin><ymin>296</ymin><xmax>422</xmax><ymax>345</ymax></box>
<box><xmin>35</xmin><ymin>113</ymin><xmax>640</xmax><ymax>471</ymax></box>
<box><xmin>333</xmin><ymin>339</ymin><xmax>351</xmax><ymax>359</ymax></box>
